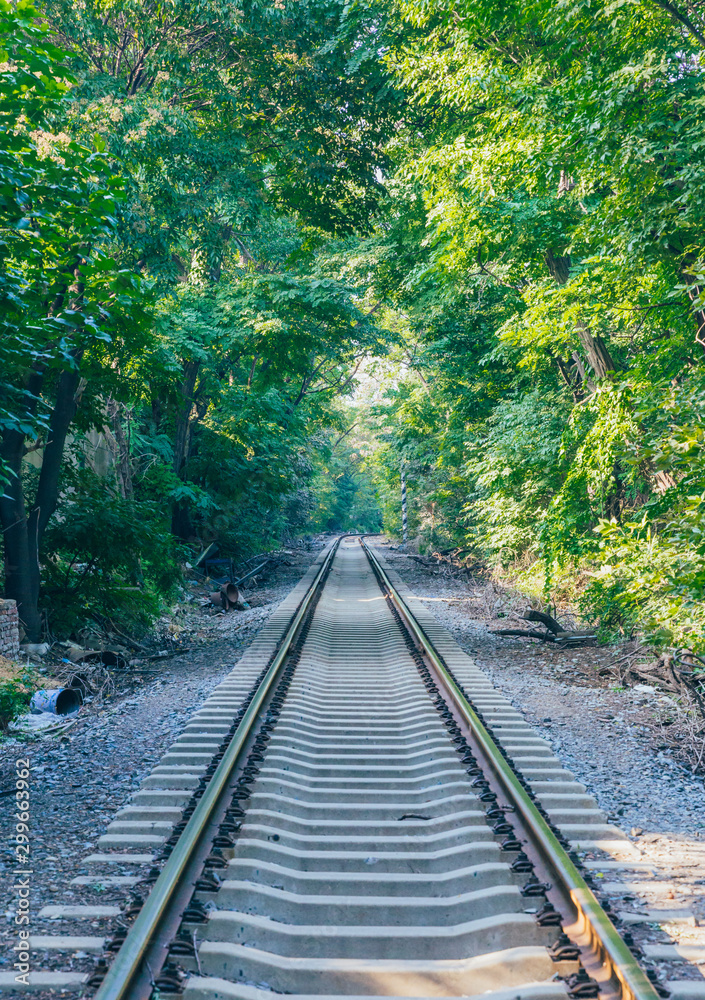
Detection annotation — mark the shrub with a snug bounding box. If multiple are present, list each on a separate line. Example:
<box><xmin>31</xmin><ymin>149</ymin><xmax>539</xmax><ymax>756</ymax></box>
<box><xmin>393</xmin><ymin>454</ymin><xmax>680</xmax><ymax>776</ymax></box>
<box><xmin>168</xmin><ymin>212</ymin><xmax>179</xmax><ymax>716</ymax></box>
<box><xmin>41</xmin><ymin>470</ymin><xmax>180</xmax><ymax>639</ymax></box>
<box><xmin>0</xmin><ymin>664</ymin><xmax>39</xmax><ymax>732</ymax></box>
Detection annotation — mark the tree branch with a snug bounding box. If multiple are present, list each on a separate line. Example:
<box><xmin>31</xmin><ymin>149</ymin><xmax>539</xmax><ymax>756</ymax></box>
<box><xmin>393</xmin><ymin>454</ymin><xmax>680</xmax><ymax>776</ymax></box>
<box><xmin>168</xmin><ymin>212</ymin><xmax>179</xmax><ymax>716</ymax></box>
<box><xmin>646</xmin><ymin>0</ymin><xmax>705</xmax><ymax>46</ymax></box>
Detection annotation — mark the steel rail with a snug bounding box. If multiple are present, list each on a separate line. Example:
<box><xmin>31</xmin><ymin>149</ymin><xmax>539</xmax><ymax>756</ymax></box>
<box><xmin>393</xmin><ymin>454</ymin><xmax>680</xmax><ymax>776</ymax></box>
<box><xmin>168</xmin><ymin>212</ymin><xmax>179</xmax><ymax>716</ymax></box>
<box><xmin>361</xmin><ymin>538</ymin><xmax>661</xmax><ymax>1000</ymax></box>
<box><xmin>93</xmin><ymin>537</ymin><xmax>341</xmax><ymax>1000</ymax></box>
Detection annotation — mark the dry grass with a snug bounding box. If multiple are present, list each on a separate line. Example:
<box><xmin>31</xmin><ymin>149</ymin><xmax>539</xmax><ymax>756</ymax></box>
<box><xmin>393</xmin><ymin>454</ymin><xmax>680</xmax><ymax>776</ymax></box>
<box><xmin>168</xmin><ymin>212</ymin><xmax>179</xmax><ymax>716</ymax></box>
<box><xmin>654</xmin><ymin>697</ymin><xmax>705</xmax><ymax>773</ymax></box>
<box><xmin>0</xmin><ymin>655</ymin><xmax>28</xmax><ymax>685</ymax></box>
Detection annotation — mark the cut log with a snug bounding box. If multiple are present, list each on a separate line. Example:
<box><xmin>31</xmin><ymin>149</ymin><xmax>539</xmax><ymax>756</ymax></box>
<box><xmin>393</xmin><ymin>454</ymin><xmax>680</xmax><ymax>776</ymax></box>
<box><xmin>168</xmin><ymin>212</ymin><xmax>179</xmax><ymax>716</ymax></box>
<box><xmin>555</xmin><ymin>634</ymin><xmax>597</xmax><ymax>647</ymax></box>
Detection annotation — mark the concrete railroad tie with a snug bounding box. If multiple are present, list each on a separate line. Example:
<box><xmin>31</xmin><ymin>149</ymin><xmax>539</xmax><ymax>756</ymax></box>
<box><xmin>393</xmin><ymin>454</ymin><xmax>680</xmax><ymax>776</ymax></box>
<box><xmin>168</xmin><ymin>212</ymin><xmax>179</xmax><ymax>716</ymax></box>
<box><xmin>13</xmin><ymin>539</ymin><xmax>703</xmax><ymax>1000</ymax></box>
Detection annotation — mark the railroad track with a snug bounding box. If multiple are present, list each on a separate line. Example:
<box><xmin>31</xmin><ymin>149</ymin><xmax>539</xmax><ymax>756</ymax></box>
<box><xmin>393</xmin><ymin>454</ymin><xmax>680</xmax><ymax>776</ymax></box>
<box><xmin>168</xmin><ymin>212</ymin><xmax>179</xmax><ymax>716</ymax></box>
<box><xmin>8</xmin><ymin>538</ymin><xmax>702</xmax><ymax>999</ymax></box>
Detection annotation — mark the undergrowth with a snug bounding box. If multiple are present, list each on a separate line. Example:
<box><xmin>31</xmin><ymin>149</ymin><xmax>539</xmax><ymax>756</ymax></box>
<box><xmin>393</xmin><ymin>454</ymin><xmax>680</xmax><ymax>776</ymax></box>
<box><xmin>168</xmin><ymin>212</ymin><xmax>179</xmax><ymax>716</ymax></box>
<box><xmin>0</xmin><ymin>662</ymin><xmax>40</xmax><ymax>732</ymax></box>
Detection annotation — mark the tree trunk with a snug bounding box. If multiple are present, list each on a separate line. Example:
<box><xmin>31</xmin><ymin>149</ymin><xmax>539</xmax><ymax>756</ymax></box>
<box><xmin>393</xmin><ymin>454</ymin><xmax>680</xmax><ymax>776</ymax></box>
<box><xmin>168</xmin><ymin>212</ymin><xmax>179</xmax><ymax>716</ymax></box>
<box><xmin>577</xmin><ymin>322</ymin><xmax>616</xmax><ymax>379</ymax></box>
<box><xmin>0</xmin><ymin>367</ymin><xmax>83</xmax><ymax>640</ymax></box>
<box><xmin>171</xmin><ymin>499</ymin><xmax>194</xmax><ymax>540</ymax></box>
<box><xmin>544</xmin><ymin>251</ymin><xmax>617</xmax><ymax>381</ymax></box>
<box><xmin>171</xmin><ymin>359</ymin><xmax>200</xmax><ymax>538</ymax></box>
<box><xmin>30</xmin><ymin>369</ymin><xmax>83</xmax><ymax>544</ymax></box>
<box><xmin>172</xmin><ymin>360</ymin><xmax>200</xmax><ymax>477</ymax></box>
<box><xmin>553</xmin><ymin>354</ymin><xmax>584</xmax><ymax>402</ymax></box>
<box><xmin>0</xmin><ymin>429</ymin><xmax>42</xmax><ymax>641</ymax></box>
<box><xmin>653</xmin><ymin>469</ymin><xmax>677</xmax><ymax>493</ymax></box>
<box><xmin>105</xmin><ymin>397</ymin><xmax>133</xmax><ymax>498</ymax></box>
<box><xmin>571</xmin><ymin>351</ymin><xmax>595</xmax><ymax>392</ymax></box>
<box><xmin>400</xmin><ymin>464</ymin><xmax>408</xmax><ymax>545</ymax></box>
<box><xmin>680</xmin><ymin>268</ymin><xmax>705</xmax><ymax>356</ymax></box>
<box><xmin>544</xmin><ymin>249</ymin><xmax>571</xmax><ymax>285</ymax></box>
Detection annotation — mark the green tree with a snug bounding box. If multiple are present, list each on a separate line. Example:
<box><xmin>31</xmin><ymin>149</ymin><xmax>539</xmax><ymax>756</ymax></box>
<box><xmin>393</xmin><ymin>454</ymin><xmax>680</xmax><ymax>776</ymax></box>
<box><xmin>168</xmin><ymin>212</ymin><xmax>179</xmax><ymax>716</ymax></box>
<box><xmin>0</xmin><ymin>2</ymin><xmax>149</xmax><ymax>639</ymax></box>
<box><xmin>360</xmin><ymin>0</ymin><xmax>705</xmax><ymax>648</ymax></box>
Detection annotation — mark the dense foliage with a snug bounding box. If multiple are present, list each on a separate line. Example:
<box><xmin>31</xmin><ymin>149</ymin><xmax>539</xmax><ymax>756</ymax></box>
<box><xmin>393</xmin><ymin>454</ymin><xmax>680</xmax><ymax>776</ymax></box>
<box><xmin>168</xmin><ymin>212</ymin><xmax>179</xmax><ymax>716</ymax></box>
<box><xmin>1</xmin><ymin>0</ymin><xmax>704</xmax><ymax>653</ymax></box>
<box><xmin>365</xmin><ymin>0</ymin><xmax>705</xmax><ymax>652</ymax></box>
<box><xmin>0</xmin><ymin>0</ymin><xmax>396</xmax><ymax>638</ymax></box>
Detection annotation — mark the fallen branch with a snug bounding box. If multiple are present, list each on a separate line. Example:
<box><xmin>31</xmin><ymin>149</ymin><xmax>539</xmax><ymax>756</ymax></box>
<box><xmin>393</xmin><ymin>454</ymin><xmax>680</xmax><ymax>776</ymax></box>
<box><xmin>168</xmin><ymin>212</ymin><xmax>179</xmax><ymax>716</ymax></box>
<box><xmin>608</xmin><ymin>645</ymin><xmax>648</xmax><ymax>668</ymax></box>
<box><xmin>491</xmin><ymin>628</ymin><xmax>556</xmax><ymax>642</ymax></box>
<box><xmin>673</xmin><ymin>650</ymin><xmax>705</xmax><ymax>718</ymax></box>
<box><xmin>491</xmin><ymin>627</ymin><xmax>597</xmax><ymax>646</ymax></box>
<box><xmin>108</xmin><ymin>631</ymin><xmax>149</xmax><ymax>652</ymax></box>
<box><xmin>628</xmin><ymin>667</ymin><xmax>680</xmax><ymax>693</ymax></box>
<box><xmin>521</xmin><ymin>610</ymin><xmax>563</xmax><ymax>634</ymax></box>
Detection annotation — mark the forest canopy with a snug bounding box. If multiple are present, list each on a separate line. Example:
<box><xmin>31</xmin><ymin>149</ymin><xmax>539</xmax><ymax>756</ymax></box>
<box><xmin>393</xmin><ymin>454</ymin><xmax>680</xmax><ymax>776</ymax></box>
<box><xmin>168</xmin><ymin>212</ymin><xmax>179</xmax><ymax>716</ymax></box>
<box><xmin>1</xmin><ymin>0</ymin><xmax>704</xmax><ymax>652</ymax></box>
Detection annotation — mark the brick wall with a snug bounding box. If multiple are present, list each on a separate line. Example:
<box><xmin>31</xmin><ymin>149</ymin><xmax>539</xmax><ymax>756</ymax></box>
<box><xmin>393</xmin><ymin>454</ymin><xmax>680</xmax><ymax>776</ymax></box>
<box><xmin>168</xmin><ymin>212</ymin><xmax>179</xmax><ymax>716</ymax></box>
<box><xmin>0</xmin><ymin>599</ymin><xmax>20</xmax><ymax>658</ymax></box>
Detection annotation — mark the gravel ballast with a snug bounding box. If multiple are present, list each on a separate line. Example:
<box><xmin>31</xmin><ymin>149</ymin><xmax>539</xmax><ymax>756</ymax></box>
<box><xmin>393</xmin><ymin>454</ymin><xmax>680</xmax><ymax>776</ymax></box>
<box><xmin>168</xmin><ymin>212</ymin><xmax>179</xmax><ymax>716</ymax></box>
<box><xmin>1</xmin><ymin>537</ymin><xmax>704</xmax><ymax>994</ymax></box>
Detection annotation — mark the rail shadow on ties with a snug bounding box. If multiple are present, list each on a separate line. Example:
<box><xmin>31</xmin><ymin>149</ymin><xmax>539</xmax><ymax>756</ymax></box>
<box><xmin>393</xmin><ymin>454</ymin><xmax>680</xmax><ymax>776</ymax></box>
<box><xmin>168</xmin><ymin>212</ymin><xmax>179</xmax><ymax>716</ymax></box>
<box><xmin>21</xmin><ymin>536</ymin><xmax>663</xmax><ymax>1000</ymax></box>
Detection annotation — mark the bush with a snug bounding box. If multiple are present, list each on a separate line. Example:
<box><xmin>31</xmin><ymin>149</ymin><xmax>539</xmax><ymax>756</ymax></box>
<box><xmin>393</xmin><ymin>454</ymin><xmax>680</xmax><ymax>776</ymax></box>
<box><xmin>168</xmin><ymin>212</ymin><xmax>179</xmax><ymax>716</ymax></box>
<box><xmin>41</xmin><ymin>470</ymin><xmax>181</xmax><ymax>639</ymax></box>
<box><xmin>0</xmin><ymin>665</ymin><xmax>38</xmax><ymax>732</ymax></box>
<box><xmin>576</xmin><ymin>573</ymin><xmax>641</xmax><ymax>643</ymax></box>
<box><xmin>575</xmin><ymin>518</ymin><xmax>705</xmax><ymax>653</ymax></box>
